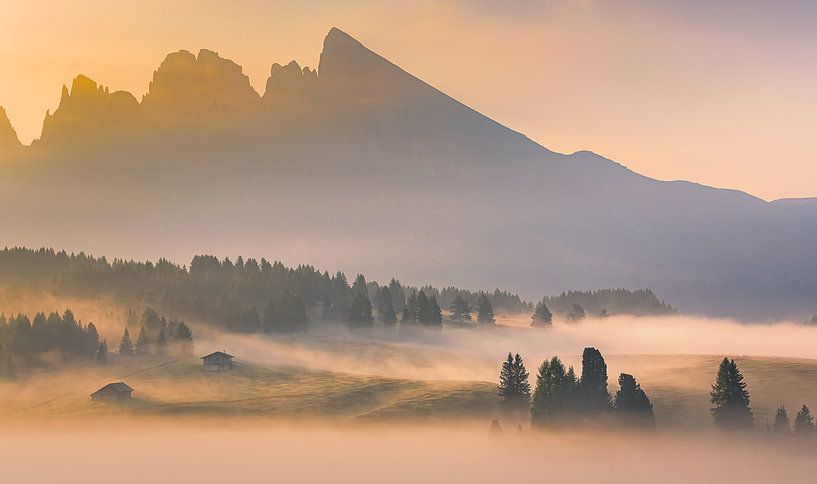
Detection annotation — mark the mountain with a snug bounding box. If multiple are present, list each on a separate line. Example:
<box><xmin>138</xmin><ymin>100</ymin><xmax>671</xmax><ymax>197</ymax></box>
<box><xmin>0</xmin><ymin>106</ymin><xmax>22</xmax><ymax>152</ymax></box>
<box><xmin>1</xmin><ymin>27</ymin><xmax>815</xmax><ymax>320</ymax></box>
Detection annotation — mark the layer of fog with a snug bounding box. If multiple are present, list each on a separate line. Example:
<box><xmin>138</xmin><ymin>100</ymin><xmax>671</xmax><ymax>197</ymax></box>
<box><xmin>196</xmin><ymin>314</ymin><xmax>817</xmax><ymax>383</ymax></box>
<box><xmin>1</xmin><ymin>422</ymin><xmax>815</xmax><ymax>484</ymax></box>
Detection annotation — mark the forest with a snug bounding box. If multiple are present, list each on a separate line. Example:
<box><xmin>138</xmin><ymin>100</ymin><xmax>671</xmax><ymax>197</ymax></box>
<box><xmin>0</xmin><ymin>247</ymin><xmax>677</xmax><ymax>335</ymax></box>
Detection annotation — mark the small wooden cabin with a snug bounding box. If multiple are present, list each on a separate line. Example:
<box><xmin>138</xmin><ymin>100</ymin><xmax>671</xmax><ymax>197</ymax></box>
<box><xmin>90</xmin><ymin>382</ymin><xmax>133</xmax><ymax>402</ymax></box>
<box><xmin>201</xmin><ymin>351</ymin><xmax>235</xmax><ymax>371</ymax></box>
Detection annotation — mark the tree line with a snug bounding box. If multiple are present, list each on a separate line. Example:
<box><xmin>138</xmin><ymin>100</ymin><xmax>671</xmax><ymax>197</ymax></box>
<box><xmin>0</xmin><ymin>247</ymin><xmax>533</xmax><ymax>334</ymax></box>
<box><xmin>0</xmin><ymin>307</ymin><xmax>193</xmax><ymax>375</ymax></box>
<box><xmin>498</xmin><ymin>347</ymin><xmax>655</xmax><ymax>430</ymax></box>
<box><xmin>498</xmin><ymin>351</ymin><xmax>817</xmax><ymax>436</ymax></box>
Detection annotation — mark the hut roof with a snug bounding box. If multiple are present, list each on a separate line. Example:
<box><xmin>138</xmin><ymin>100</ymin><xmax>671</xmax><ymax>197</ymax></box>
<box><xmin>90</xmin><ymin>382</ymin><xmax>133</xmax><ymax>396</ymax></box>
<box><xmin>201</xmin><ymin>351</ymin><xmax>235</xmax><ymax>360</ymax></box>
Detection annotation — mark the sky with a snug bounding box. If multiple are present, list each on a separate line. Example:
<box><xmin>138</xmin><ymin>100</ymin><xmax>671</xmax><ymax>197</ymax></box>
<box><xmin>1</xmin><ymin>0</ymin><xmax>815</xmax><ymax>200</ymax></box>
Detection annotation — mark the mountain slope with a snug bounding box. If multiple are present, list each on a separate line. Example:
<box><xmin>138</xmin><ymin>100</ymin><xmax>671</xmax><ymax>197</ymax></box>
<box><xmin>0</xmin><ymin>28</ymin><xmax>815</xmax><ymax>319</ymax></box>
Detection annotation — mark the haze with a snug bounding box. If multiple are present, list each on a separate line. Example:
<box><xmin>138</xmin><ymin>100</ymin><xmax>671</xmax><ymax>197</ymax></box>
<box><xmin>2</xmin><ymin>0</ymin><xmax>817</xmax><ymax>200</ymax></box>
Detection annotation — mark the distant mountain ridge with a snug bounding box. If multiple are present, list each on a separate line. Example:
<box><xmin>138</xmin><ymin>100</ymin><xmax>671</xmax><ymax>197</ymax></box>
<box><xmin>0</xmin><ymin>27</ymin><xmax>815</xmax><ymax>320</ymax></box>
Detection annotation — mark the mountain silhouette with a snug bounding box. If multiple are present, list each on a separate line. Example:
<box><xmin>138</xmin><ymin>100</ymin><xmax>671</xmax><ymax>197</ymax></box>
<box><xmin>1</xmin><ymin>27</ymin><xmax>815</xmax><ymax>319</ymax></box>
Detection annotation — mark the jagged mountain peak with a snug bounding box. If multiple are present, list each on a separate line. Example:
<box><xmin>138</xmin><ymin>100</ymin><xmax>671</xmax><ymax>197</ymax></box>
<box><xmin>0</xmin><ymin>106</ymin><xmax>22</xmax><ymax>150</ymax></box>
<box><xmin>141</xmin><ymin>48</ymin><xmax>260</xmax><ymax>117</ymax></box>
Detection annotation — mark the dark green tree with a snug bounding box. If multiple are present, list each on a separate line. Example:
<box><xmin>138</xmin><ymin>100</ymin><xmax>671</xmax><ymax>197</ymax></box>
<box><xmin>531</xmin><ymin>300</ymin><xmax>553</xmax><ymax>328</ymax></box>
<box><xmin>613</xmin><ymin>373</ymin><xmax>654</xmax><ymax>426</ymax></box>
<box><xmin>794</xmin><ymin>405</ymin><xmax>814</xmax><ymax>438</ymax></box>
<box><xmin>388</xmin><ymin>278</ymin><xmax>406</xmax><ymax>313</ymax></box>
<box><xmin>449</xmin><ymin>295</ymin><xmax>471</xmax><ymax>324</ymax></box>
<box><xmin>710</xmin><ymin>358</ymin><xmax>753</xmax><ymax>430</ymax></box>
<box><xmin>173</xmin><ymin>321</ymin><xmax>194</xmax><ymax>354</ymax></box>
<box><xmin>402</xmin><ymin>291</ymin><xmax>417</xmax><ymax>325</ymax></box>
<box><xmin>477</xmin><ymin>294</ymin><xmax>495</xmax><ymax>325</ymax></box>
<box><xmin>428</xmin><ymin>296</ymin><xmax>443</xmax><ymax>326</ymax></box>
<box><xmin>376</xmin><ymin>286</ymin><xmax>397</xmax><ymax>326</ymax></box>
<box><xmin>579</xmin><ymin>347</ymin><xmax>611</xmax><ymax>412</ymax></box>
<box><xmin>348</xmin><ymin>292</ymin><xmax>373</xmax><ymax>328</ymax></box>
<box><xmin>531</xmin><ymin>356</ymin><xmax>579</xmax><ymax>428</ymax></box>
<box><xmin>498</xmin><ymin>353</ymin><xmax>531</xmax><ymax>413</ymax></box>
<box><xmin>352</xmin><ymin>274</ymin><xmax>367</xmax><ymax>297</ymax></box>
<box><xmin>771</xmin><ymin>405</ymin><xmax>791</xmax><ymax>436</ymax></box>
<box><xmin>118</xmin><ymin>328</ymin><xmax>134</xmax><ymax>356</ymax></box>
<box><xmin>415</xmin><ymin>291</ymin><xmax>431</xmax><ymax>324</ymax></box>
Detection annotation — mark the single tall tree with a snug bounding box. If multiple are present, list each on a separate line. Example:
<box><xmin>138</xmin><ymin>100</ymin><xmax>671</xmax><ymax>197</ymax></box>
<box><xmin>348</xmin><ymin>292</ymin><xmax>374</xmax><ymax>328</ymax></box>
<box><xmin>118</xmin><ymin>328</ymin><xmax>134</xmax><ymax>356</ymax></box>
<box><xmin>613</xmin><ymin>373</ymin><xmax>655</xmax><ymax>426</ymax></box>
<box><xmin>771</xmin><ymin>405</ymin><xmax>791</xmax><ymax>436</ymax></box>
<box><xmin>530</xmin><ymin>356</ymin><xmax>579</xmax><ymax>428</ymax></box>
<box><xmin>415</xmin><ymin>291</ymin><xmax>431</xmax><ymax>324</ymax></box>
<box><xmin>567</xmin><ymin>304</ymin><xmax>586</xmax><ymax>322</ymax></box>
<box><xmin>498</xmin><ymin>353</ymin><xmax>531</xmax><ymax>414</ymax></box>
<box><xmin>428</xmin><ymin>296</ymin><xmax>443</xmax><ymax>326</ymax></box>
<box><xmin>710</xmin><ymin>358</ymin><xmax>753</xmax><ymax>430</ymax></box>
<box><xmin>477</xmin><ymin>294</ymin><xmax>496</xmax><ymax>325</ymax></box>
<box><xmin>794</xmin><ymin>405</ymin><xmax>814</xmax><ymax>438</ymax></box>
<box><xmin>579</xmin><ymin>347</ymin><xmax>611</xmax><ymax>412</ymax></box>
<box><xmin>531</xmin><ymin>300</ymin><xmax>553</xmax><ymax>328</ymax></box>
<box><xmin>377</xmin><ymin>286</ymin><xmax>397</xmax><ymax>326</ymax></box>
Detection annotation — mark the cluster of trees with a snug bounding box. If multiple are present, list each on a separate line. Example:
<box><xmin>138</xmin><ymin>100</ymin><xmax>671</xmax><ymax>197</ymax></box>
<box><xmin>447</xmin><ymin>294</ymin><xmax>496</xmax><ymax>325</ymax></box>
<box><xmin>710</xmin><ymin>357</ymin><xmax>816</xmax><ymax>438</ymax></box>
<box><xmin>540</xmin><ymin>289</ymin><xmax>676</xmax><ymax>318</ymax></box>
<box><xmin>119</xmin><ymin>308</ymin><xmax>194</xmax><ymax>358</ymax></box>
<box><xmin>498</xmin><ymin>347</ymin><xmax>655</xmax><ymax>429</ymax></box>
<box><xmin>0</xmin><ymin>247</ymin><xmax>529</xmax><ymax>334</ymax></box>
<box><xmin>0</xmin><ymin>310</ymin><xmax>100</xmax><ymax>371</ymax></box>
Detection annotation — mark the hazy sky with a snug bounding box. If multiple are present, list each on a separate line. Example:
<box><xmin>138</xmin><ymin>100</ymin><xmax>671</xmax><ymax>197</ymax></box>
<box><xmin>1</xmin><ymin>0</ymin><xmax>815</xmax><ymax>200</ymax></box>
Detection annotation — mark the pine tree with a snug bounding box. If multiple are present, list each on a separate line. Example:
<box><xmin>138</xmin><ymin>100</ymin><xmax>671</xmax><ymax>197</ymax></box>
<box><xmin>449</xmin><ymin>295</ymin><xmax>471</xmax><ymax>324</ymax></box>
<box><xmin>135</xmin><ymin>326</ymin><xmax>150</xmax><ymax>355</ymax></box>
<box><xmin>710</xmin><ymin>358</ymin><xmax>753</xmax><ymax>430</ymax></box>
<box><xmin>118</xmin><ymin>328</ymin><xmax>134</xmax><ymax>356</ymax></box>
<box><xmin>579</xmin><ymin>347</ymin><xmax>611</xmax><ymax>412</ymax></box>
<box><xmin>613</xmin><ymin>373</ymin><xmax>654</xmax><ymax>426</ymax></box>
<box><xmin>348</xmin><ymin>292</ymin><xmax>373</xmax><ymax>328</ymax></box>
<box><xmin>531</xmin><ymin>356</ymin><xmax>579</xmax><ymax>428</ymax></box>
<box><xmin>415</xmin><ymin>291</ymin><xmax>431</xmax><ymax>324</ymax></box>
<box><xmin>173</xmin><ymin>322</ymin><xmax>194</xmax><ymax>354</ymax></box>
<box><xmin>428</xmin><ymin>296</ymin><xmax>443</xmax><ymax>326</ymax></box>
<box><xmin>531</xmin><ymin>300</ymin><xmax>553</xmax><ymax>328</ymax></box>
<box><xmin>498</xmin><ymin>353</ymin><xmax>531</xmax><ymax>413</ymax></box>
<box><xmin>477</xmin><ymin>294</ymin><xmax>495</xmax><ymax>325</ymax></box>
<box><xmin>771</xmin><ymin>405</ymin><xmax>791</xmax><ymax>436</ymax></box>
<box><xmin>376</xmin><ymin>286</ymin><xmax>397</xmax><ymax>326</ymax></box>
<box><xmin>95</xmin><ymin>340</ymin><xmax>108</xmax><ymax>365</ymax></box>
<box><xmin>352</xmin><ymin>274</ymin><xmax>367</xmax><ymax>297</ymax></box>
<box><xmin>402</xmin><ymin>291</ymin><xmax>417</xmax><ymax>325</ymax></box>
<box><xmin>794</xmin><ymin>405</ymin><xmax>814</xmax><ymax>438</ymax></box>
<box><xmin>388</xmin><ymin>278</ymin><xmax>406</xmax><ymax>314</ymax></box>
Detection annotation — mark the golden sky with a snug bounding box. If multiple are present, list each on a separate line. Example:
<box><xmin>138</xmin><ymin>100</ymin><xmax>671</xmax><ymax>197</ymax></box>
<box><xmin>1</xmin><ymin>0</ymin><xmax>815</xmax><ymax>200</ymax></box>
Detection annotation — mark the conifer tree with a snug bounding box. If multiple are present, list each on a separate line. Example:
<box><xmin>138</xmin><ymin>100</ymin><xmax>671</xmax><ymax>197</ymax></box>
<box><xmin>567</xmin><ymin>304</ymin><xmax>586</xmax><ymax>322</ymax></box>
<box><xmin>352</xmin><ymin>274</ymin><xmax>368</xmax><ymax>297</ymax></box>
<box><xmin>348</xmin><ymin>292</ymin><xmax>373</xmax><ymax>328</ymax></box>
<box><xmin>449</xmin><ymin>295</ymin><xmax>471</xmax><ymax>323</ymax></box>
<box><xmin>428</xmin><ymin>296</ymin><xmax>443</xmax><ymax>326</ymax></box>
<box><xmin>579</xmin><ymin>347</ymin><xmax>611</xmax><ymax>412</ymax></box>
<box><xmin>710</xmin><ymin>358</ymin><xmax>753</xmax><ymax>430</ymax></box>
<box><xmin>376</xmin><ymin>286</ymin><xmax>397</xmax><ymax>326</ymax></box>
<box><xmin>794</xmin><ymin>405</ymin><xmax>814</xmax><ymax>438</ymax></box>
<box><xmin>118</xmin><ymin>328</ymin><xmax>134</xmax><ymax>356</ymax></box>
<box><xmin>415</xmin><ymin>291</ymin><xmax>431</xmax><ymax>324</ymax></box>
<box><xmin>531</xmin><ymin>300</ymin><xmax>553</xmax><ymax>328</ymax></box>
<box><xmin>613</xmin><ymin>373</ymin><xmax>654</xmax><ymax>426</ymax></box>
<box><xmin>173</xmin><ymin>321</ymin><xmax>194</xmax><ymax>354</ymax></box>
<box><xmin>388</xmin><ymin>278</ymin><xmax>406</xmax><ymax>314</ymax></box>
<box><xmin>402</xmin><ymin>291</ymin><xmax>417</xmax><ymax>325</ymax></box>
<box><xmin>771</xmin><ymin>405</ymin><xmax>791</xmax><ymax>436</ymax></box>
<box><xmin>531</xmin><ymin>356</ymin><xmax>579</xmax><ymax>428</ymax></box>
<box><xmin>498</xmin><ymin>353</ymin><xmax>531</xmax><ymax>413</ymax></box>
<box><xmin>477</xmin><ymin>294</ymin><xmax>495</xmax><ymax>325</ymax></box>
<box><xmin>134</xmin><ymin>326</ymin><xmax>150</xmax><ymax>356</ymax></box>
<box><xmin>84</xmin><ymin>322</ymin><xmax>99</xmax><ymax>357</ymax></box>
<box><xmin>95</xmin><ymin>340</ymin><xmax>108</xmax><ymax>365</ymax></box>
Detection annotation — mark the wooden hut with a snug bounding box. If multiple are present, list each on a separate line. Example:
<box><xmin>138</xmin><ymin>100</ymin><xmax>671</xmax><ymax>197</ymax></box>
<box><xmin>201</xmin><ymin>351</ymin><xmax>235</xmax><ymax>371</ymax></box>
<box><xmin>90</xmin><ymin>382</ymin><xmax>133</xmax><ymax>401</ymax></box>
